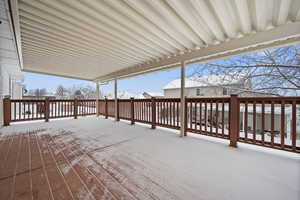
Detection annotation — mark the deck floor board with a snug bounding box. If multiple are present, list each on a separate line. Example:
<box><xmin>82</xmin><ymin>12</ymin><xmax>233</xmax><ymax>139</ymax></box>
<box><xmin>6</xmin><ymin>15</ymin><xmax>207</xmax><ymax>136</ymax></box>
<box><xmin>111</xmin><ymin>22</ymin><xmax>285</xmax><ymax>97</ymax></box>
<box><xmin>0</xmin><ymin>117</ymin><xmax>299</xmax><ymax>200</ymax></box>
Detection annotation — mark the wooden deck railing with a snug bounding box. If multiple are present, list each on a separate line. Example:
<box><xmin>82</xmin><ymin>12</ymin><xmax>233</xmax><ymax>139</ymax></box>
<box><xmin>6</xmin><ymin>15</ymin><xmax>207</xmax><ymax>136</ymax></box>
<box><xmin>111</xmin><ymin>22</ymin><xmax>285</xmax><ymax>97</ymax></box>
<box><xmin>3</xmin><ymin>98</ymin><xmax>96</xmax><ymax>124</ymax></box>
<box><xmin>3</xmin><ymin>96</ymin><xmax>300</xmax><ymax>153</ymax></box>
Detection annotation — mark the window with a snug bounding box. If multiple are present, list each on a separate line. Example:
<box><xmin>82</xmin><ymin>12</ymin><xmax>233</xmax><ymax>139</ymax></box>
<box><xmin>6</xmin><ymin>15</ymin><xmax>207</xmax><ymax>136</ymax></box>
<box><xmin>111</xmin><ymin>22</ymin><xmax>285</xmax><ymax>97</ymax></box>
<box><xmin>196</xmin><ymin>88</ymin><xmax>204</xmax><ymax>96</ymax></box>
<box><xmin>223</xmin><ymin>88</ymin><xmax>230</xmax><ymax>95</ymax></box>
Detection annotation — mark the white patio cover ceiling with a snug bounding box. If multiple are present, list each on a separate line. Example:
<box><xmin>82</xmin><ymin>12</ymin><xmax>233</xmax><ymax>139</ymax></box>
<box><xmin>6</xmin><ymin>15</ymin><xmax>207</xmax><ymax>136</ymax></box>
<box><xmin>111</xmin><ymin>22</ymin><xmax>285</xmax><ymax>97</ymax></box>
<box><xmin>12</xmin><ymin>0</ymin><xmax>300</xmax><ymax>82</ymax></box>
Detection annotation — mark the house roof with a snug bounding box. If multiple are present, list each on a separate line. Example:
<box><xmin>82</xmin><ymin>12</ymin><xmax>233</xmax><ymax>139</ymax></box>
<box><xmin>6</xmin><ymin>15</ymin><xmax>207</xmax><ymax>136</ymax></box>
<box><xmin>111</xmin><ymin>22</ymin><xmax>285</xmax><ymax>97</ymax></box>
<box><xmin>106</xmin><ymin>91</ymin><xmax>144</xmax><ymax>99</ymax></box>
<box><xmin>143</xmin><ymin>92</ymin><xmax>164</xmax><ymax>97</ymax></box>
<box><xmin>163</xmin><ymin>72</ymin><xmax>248</xmax><ymax>89</ymax></box>
<box><xmin>8</xmin><ymin>0</ymin><xmax>300</xmax><ymax>81</ymax></box>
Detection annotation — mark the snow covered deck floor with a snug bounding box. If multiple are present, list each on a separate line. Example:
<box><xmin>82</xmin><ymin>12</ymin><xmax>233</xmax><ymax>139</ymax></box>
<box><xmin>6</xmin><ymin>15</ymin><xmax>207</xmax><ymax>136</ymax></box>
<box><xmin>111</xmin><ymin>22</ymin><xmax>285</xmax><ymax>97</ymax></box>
<box><xmin>0</xmin><ymin>117</ymin><xmax>299</xmax><ymax>200</ymax></box>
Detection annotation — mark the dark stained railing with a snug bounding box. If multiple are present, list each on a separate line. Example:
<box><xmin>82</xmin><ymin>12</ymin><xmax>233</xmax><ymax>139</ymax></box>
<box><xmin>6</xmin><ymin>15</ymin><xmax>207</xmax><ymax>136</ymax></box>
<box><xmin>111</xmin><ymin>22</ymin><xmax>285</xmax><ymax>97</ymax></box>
<box><xmin>238</xmin><ymin>97</ymin><xmax>300</xmax><ymax>152</ymax></box>
<box><xmin>118</xmin><ymin>99</ymin><xmax>131</xmax><ymax>121</ymax></box>
<box><xmin>9</xmin><ymin>99</ymin><xmax>46</xmax><ymax>121</ymax></box>
<box><xmin>5</xmin><ymin>98</ymin><xmax>96</xmax><ymax>123</ymax></box>
<box><xmin>156</xmin><ymin>98</ymin><xmax>180</xmax><ymax>129</ymax></box>
<box><xmin>49</xmin><ymin>99</ymin><xmax>75</xmax><ymax>119</ymax></box>
<box><xmin>186</xmin><ymin>97</ymin><xmax>230</xmax><ymax>139</ymax></box>
<box><xmin>3</xmin><ymin>96</ymin><xmax>300</xmax><ymax>153</ymax></box>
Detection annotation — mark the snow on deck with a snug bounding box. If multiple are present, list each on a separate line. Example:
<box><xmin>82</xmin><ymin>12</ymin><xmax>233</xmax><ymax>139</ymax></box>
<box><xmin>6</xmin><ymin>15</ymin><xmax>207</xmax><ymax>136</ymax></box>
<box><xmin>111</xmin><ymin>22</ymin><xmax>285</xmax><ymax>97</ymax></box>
<box><xmin>0</xmin><ymin>116</ymin><xmax>299</xmax><ymax>200</ymax></box>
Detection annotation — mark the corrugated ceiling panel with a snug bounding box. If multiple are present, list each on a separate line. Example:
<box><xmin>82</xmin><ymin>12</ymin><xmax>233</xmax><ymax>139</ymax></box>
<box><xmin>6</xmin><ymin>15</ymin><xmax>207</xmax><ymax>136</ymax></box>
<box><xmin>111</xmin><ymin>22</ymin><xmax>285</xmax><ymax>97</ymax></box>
<box><xmin>15</xmin><ymin>0</ymin><xmax>300</xmax><ymax>81</ymax></box>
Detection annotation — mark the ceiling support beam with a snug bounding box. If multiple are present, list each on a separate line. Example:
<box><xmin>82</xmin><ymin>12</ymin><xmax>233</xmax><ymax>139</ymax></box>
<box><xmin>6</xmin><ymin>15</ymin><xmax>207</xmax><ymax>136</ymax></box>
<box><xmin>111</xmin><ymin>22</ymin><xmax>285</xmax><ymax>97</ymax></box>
<box><xmin>96</xmin><ymin>82</ymin><xmax>100</xmax><ymax>116</ymax></box>
<box><xmin>114</xmin><ymin>79</ymin><xmax>119</xmax><ymax>121</ymax></box>
<box><xmin>96</xmin><ymin>21</ymin><xmax>300</xmax><ymax>82</ymax></box>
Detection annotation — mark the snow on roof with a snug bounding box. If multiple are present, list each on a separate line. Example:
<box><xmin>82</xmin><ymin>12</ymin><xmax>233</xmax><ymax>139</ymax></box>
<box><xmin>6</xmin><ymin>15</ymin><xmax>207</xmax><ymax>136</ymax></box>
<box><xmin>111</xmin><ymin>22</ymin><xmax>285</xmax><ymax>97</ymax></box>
<box><xmin>143</xmin><ymin>92</ymin><xmax>164</xmax><ymax>97</ymax></box>
<box><xmin>106</xmin><ymin>91</ymin><xmax>144</xmax><ymax>99</ymax></box>
<box><xmin>163</xmin><ymin>72</ymin><xmax>248</xmax><ymax>90</ymax></box>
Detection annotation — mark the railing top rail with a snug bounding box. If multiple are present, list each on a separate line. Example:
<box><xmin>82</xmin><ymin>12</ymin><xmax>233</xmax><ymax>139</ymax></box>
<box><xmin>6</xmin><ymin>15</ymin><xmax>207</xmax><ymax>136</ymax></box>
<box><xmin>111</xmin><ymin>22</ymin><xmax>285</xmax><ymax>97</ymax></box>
<box><xmin>118</xmin><ymin>99</ymin><xmax>132</xmax><ymax>102</ymax></box>
<box><xmin>186</xmin><ymin>97</ymin><xmax>230</xmax><ymax>101</ymax></box>
<box><xmin>77</xmin><ymin>99</ymin><xmax>96</xmax><ymax>101</ymax></box>
<box><xmin>11</xmin><ymin>99</ymin><xmax>46</xmax><ymax>102</ymax></box>
<box><xmin>49</xmin><ymin>99</ymin><xmax>75</xmax><ymax>102</ymax></box>
<box><xmin>238</xmin><ymin>96</ymin><xmax>300</xmax><ymax>103</ymax></box>
<box><xmin>155</xmin><ymin>98</ymin><xmax>180</xmax><ymax>101</ymax></box>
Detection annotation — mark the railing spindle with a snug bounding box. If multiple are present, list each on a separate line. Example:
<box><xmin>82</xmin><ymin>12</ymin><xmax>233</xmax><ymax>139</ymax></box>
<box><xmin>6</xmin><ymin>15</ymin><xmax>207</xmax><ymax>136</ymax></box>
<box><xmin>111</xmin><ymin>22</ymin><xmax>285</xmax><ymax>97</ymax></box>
<box><xmin>280</xmin><ymin>101</ymin><xmax>285</xmax><ymax>149</ymax></box>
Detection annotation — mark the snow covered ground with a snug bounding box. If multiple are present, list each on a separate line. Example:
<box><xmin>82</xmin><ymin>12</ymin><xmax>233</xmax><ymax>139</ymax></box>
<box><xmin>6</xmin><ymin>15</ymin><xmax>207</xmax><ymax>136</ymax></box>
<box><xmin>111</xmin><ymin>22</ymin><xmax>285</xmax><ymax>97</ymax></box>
<box><xmin>0</xmin><ymin>116</ymin><xmax>299</xmax><ymax>200</ymax></box>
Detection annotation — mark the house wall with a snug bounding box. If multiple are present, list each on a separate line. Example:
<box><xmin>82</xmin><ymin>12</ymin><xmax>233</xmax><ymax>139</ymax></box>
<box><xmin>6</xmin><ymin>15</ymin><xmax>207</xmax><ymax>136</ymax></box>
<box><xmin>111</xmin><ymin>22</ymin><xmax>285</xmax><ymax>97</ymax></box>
<box><xmin>244</xmin><ymin>113</ymin><xmax>283</xmax><ymax>133</ymax></box>
<box><xmin>0</xmin><ymin>0</ymin><xmax>23</xmax><ymax>126</ymax></box>
<box><xmin>13</xmin><ymin>83</ymin><xmax>23</xmax><ymax>99</ymax></box>
<box><xmin>164</xmin><ymin>84</ymin><xmax>244</xmax><ymax>98</ymax></box>
<box><xmin>0</xmin><ymin>66</ymin><xmax>10</xmax><ymax>97</ymax></box>
<box><xmin>0</xmin><ymin>63</ymin><xmax>23</xmax><ymax>127</ymax></box>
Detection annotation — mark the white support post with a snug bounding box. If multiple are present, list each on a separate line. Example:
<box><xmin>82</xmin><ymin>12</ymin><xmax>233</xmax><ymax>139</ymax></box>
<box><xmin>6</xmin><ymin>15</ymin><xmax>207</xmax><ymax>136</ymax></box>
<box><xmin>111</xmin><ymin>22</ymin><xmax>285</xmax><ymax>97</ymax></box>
<box><xmin>114</xmin><ymin>79</ymin><xmax>118</xmax><ymax>121</ymax></box>
<box><xmin>96</xmin><ymin>82</ymin><xmax>100</xmax><ymax>116</ymax></box>
<box><xmin>180</xmin><ymin>61</ymin><xmax>186</xmax><ymax>137</ymax></box>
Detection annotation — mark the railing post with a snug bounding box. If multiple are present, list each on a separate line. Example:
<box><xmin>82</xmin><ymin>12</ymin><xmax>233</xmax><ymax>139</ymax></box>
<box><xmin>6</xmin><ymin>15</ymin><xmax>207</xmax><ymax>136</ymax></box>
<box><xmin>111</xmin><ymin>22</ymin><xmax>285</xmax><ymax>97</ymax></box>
<box><xmin>3</xmin><ymin>97</ymin><xmax>11</xmax><ymax>126</ymax></box>
<box><xmin>96</xmin><ymin>82</ymin><xmax>100</xmax><ymax>116</ymax></box>
<box><xmin>229</xmin><ymin>94</ymin><xmax>239</xmax><ymax>147</ymax></box>
<box><xmin>151</xmin><ymin>97</ymin><xmax>156</xmax><ymax>129</ymax></box>
<box><xmin>184</xmin><ymin>97</ymin><xmax>188</xmax><ymax>136</ymax></box>
<box><xmin>130</xmin><ymin>97</ymin><xmax>135</xmax><ymax>125</ymax></box>
<box><xmin>180</xmin><ymin>61</ymin><xmax>186</xmax><ymax>137</ymax></box>
<box><xmin>45</xmin><ymin>97</ymin><xmax>49</xmax><ymax>122</ymax></box>
<box><xmin>105</xmin><ymin>97</ymin><xmax>108</xmax><ymax>119</ymax></box>
<box><xmin>96</xmin><ymin>99</ymin><xmax>100</xmax><ymax>117</ymax></box>
<box><xmin>116</xmin><ymin>98</ymin><xmax>120</xmax><ymax>121</ymax></box>
<box><xmin>74</xmin><ymin>98</ymin><xmax>78</xmax><ymax>119</ymax></box>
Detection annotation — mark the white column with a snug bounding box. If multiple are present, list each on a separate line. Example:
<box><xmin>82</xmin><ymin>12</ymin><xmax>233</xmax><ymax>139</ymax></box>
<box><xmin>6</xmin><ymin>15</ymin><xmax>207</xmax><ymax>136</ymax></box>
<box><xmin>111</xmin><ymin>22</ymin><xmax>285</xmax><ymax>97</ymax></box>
<box><xmin>114</xmin><ymin>79</ymin><xmax>118</xmax><ymax>121</ymax></box>
<box><xmin>96</xmin><ymin>82</ymin><xmax>100</xmax><ymax>116</ymax></box>
<box><xmin>180</xmin><ymin>61</ymin><xmax>186</xmax><ymax>137</ymax></box>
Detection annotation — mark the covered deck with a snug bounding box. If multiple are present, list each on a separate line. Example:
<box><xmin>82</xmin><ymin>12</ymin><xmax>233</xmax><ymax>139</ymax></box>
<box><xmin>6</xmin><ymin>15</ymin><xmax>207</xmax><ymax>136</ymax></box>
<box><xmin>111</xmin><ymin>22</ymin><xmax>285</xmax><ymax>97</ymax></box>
<box><xmin>0</xmin><ymin>116</ymin><xmax>299</xmax><ymax>200</ymax></box>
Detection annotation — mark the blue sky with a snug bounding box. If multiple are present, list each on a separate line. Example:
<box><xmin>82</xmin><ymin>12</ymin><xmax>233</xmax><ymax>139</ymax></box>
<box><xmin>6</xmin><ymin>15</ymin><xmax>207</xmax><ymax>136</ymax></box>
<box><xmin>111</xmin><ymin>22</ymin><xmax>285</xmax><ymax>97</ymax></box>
<box><xmin>24</xmin><ymin>65</ymin><xmax>198</xmax><ymax>95</ymax></box>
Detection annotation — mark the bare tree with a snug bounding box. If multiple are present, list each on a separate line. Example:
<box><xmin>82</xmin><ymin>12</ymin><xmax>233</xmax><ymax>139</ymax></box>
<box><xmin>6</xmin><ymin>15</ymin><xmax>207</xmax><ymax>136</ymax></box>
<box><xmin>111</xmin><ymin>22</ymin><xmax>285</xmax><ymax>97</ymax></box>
<box><xmin>34</xmin><ymin>88</ymin><xmax>47</xmax><ymax>98</ymax></box>
<box><xmin>74</xmin><ymin>89</ymin><xmax>84</xmax><ymax>99</ymax></box>
<box><xmin>68</xmin><ymin>84</ymin><xmax>96</xmax><ymax>99</ymax></box>
<box><xmin>190</xmin><ymin>45</ymin><xmax>300</xmax><ymax>96</ymax></box>
<box><xmin>80</xmin><ymin>85</ymin><xmax>96</xmax><ymax>99</ymax></box>
<box><xmin>56</xmin><ymin>85</ymin><xmax>68</xmax><ymax>98</ymax></box>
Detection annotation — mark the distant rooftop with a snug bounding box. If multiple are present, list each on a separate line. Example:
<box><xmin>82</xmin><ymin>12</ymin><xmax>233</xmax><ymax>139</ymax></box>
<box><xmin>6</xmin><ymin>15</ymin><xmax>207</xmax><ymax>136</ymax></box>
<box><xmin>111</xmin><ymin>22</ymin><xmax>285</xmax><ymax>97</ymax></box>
<box><xmin>143</xmin><ymin>92</ymin><xmax>164</xmax><ymax>97</ymax></box>
<box><xmin>106</xmin><ymin>91</ymin><xmax>144</xmax><ymax>99</ymax></box>
<box><xmin>163</xmin><ymin>72</ymin><xmax>249</xmax><ymax>90</ymax></box>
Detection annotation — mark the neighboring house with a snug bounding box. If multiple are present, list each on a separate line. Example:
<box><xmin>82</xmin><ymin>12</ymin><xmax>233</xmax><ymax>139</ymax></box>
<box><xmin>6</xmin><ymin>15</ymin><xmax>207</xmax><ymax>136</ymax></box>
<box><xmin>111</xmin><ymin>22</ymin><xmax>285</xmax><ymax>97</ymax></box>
<box><xmin>0</xmin><ymin>57</ymin><xmax>24</xmax><ymax>100</ymax></box>
<box><xmin>163</xmin><ymin>72</ymin><xmax>251</xmax><ymax>98</ymax></box>
<box><xmin>164</xmin><ymin>73</ymin><xmax>299</xmax><ymax>139</ymax></box>
<box><xmin>0</xmin><ymin>0</ymin><xmax>23</xmax><ymax>126</ymax></box>
<box><xmin>106</xmin><ymin>91</ymin><xmax>144</xmax><ymax>99</ymax></box>
<box><xmin>143</xmin><ymin>92</ymin><xmax>164</xmax><ymax>99</ymax></box>
<box><xmin>189</xmin><ymin>103</ymin><xmax>299</xmax><ymax>142</ymax></box>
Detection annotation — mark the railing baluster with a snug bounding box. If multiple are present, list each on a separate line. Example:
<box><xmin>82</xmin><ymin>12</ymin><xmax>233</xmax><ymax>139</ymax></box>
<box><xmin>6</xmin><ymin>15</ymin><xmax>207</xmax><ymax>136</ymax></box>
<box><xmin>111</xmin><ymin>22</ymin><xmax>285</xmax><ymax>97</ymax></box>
<box><xmin>222</xmin><ymin>101</ymin><xmax>224</xmax><ymax>136</ymax></box>
<box><xmin>292</xmin><ymin>100</ymin><xmax>296</xmax><ymax>152</ymax></box>
<box><xmin>19</xmin><ymin>101</ymin><xmax>21</xmax><ymax>120</ymax></box>
<box><xmin>45</xmin><ymin>98</ymin><xmax>49</xmax><ymax>122</ymax></box>
<box><xmin>194</xmin><ymin>102</ymin><xmax>197</xmax><ymax>130</ymax></box>
<box><xmin>189</xmin><ymin>101</ymin><xmax>192</xmax><ymax>129</ymax></box>
<box><xmin>253</xmin><ymin>102</ymin><xmax>256</xmax><ymax>143</ymax></box>
<box><xmin>261</xmin><ymin>101</ymin><xmax>265</xmax><ymax>145</ymax></box>
<box><xmin>210</xmin><ymin>101</ymin><xmax>213</xmax><ymax>135</ymax></box>
<box><xmin>14</xmin><ymin>102</ymin><xmax>16</xmax><ymax>121</ymax></box>
<box><xmin>244</xmin><ymin>102</ymin><xmax>248</xmax><ymax>141</ymax></box>
<box><xmin>280</xmin><ymin>100</ymin><xmax>285</xmax><ymax>149</ymax></box>
<box><xmin>199</xmin><ymin>102</ymin><xmax>202</xmax><ymax>133</ymax></box>
<box><xmin>204</xmin><ymin>101</ymin><xmax>207</xmax><ymax>133</ymax></box>
<box><xmin>23</xmin><ymin>101</ymin><xmax>25</xmax><ymax>119</ymax></box>
<box><xmin>271</xmin><ymin>101</ymin><xmax>275</xmax><ymax>147</ymax></box>
<box><xmin>216</xmin><ymin>101</ymin><xmax>219</xmax><ymax>135</ymax></box>
<box><xmin>27</xmin><ymin>102</ymin><xmax>30</xmax><ymax>119</ymax></box>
